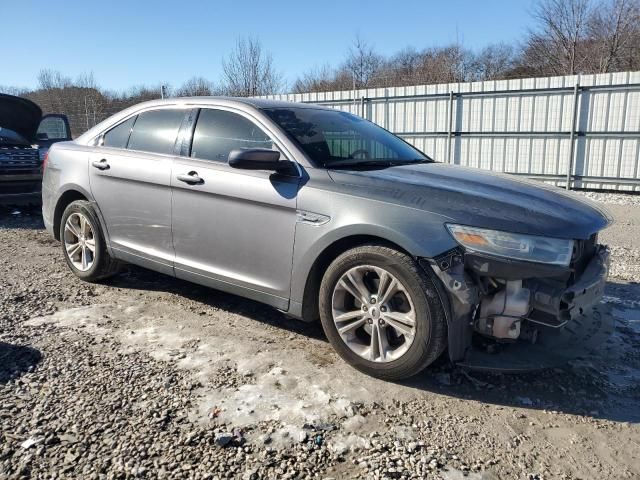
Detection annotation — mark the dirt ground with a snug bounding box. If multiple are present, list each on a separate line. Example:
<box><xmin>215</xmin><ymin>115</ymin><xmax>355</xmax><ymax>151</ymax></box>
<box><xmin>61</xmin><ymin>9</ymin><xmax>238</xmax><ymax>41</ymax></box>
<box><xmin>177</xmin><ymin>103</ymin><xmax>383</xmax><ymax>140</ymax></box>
<box><xmin>1</xmin><ymin>192</ymin><xmax>639</xmax><ymax>479</ymax></box>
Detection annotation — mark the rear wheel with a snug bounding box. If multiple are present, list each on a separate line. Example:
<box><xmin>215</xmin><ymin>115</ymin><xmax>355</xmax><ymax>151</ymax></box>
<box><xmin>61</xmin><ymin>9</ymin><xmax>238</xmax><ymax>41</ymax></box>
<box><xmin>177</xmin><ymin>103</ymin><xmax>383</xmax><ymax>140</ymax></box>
<box><xmin>319</xmin><ymin>245</ymin><xmax>447</xmax><ymax>380</ymax></box>
<box><xmin>60</xmin><ymin>200</ymin><xmax>121</xmax><ymax>282</ymax></box>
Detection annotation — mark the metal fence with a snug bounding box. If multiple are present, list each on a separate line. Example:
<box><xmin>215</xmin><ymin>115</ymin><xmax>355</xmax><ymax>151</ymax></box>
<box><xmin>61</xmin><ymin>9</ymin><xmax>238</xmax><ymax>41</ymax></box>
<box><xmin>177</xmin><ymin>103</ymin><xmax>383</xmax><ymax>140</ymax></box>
<box><xmin>266</xmin><ymin>71</ymin><xmax>640</xmax><ymax>191</ymax></box>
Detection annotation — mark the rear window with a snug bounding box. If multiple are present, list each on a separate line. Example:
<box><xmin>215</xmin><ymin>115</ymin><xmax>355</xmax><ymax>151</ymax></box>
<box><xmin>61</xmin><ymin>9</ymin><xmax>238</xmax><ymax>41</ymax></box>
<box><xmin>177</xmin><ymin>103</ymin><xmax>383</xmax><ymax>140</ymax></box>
<box><xmin>127</xmin><ymin>109</ymin><xmax>185</xmax><ymax>155</ymax></box>
<box><xmin>103</xmin><ymin>116</ymin><xmax>136</xmax><ymax>149</ymax></box>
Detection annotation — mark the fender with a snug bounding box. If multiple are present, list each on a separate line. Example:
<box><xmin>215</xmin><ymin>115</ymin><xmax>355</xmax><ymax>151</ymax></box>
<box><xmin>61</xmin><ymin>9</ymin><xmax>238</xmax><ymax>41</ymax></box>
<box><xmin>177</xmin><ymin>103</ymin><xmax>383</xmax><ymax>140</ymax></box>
<box><xmin>288</xmin><ymin>220</ymin><xmax>459</xmax><ymax>317</ymax></box>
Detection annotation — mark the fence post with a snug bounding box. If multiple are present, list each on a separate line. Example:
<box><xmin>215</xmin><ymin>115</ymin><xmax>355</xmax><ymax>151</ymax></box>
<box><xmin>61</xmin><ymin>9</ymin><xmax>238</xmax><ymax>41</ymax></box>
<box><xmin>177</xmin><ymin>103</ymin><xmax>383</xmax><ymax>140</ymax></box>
<box><xmin>384</xmin><ymin>89</ymin><xmax>389</xmax><ymax>129</ymax></box>
<box><xmin>361</xmin><ymin>96</ymin><xmax>366</xmax><ymax>120</ymax></box>
<box><xmin>447</xmin><ymin>91</ymin><xmax>454</xmax><ymax>164</ymax></box>
<box><xmin>566</xmin><ymin>82</ymin><xmax>581</xmax><ymax>190</ymax></box>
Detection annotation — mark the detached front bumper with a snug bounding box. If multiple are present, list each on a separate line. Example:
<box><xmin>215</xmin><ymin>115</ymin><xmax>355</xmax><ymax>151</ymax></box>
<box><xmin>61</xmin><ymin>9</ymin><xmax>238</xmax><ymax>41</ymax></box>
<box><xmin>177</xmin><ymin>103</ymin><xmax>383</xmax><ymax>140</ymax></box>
<box><xmin>425</xmin><ymin>245</ymin><xmax>613</xmax><ymax>372</ymax></box>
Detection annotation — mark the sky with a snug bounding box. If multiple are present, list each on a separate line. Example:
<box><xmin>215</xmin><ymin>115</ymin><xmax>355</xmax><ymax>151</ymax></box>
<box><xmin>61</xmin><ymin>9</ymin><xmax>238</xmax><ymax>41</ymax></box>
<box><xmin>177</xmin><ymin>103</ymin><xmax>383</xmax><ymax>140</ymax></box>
<box><xmin>1</xmin><ymin>0</ymin><xmax>534</xmax><ymax>92</ymax></box>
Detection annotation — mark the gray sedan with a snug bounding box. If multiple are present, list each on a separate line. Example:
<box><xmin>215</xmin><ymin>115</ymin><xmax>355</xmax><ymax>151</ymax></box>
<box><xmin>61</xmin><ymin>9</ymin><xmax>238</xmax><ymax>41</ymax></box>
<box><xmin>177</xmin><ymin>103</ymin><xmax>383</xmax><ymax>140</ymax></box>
<box><xmin>42</xmin><ymin>98</ymin><xmax>611</xmax><ymax>379</ymax></box>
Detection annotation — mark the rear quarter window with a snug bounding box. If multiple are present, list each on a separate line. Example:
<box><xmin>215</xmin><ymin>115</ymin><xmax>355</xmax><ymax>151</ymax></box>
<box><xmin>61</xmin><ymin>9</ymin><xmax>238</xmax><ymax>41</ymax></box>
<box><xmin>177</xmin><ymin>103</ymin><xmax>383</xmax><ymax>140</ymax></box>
<box><xmin>127</xmin><ymin>109</ymin><xmax>185</xmax><ymax>155</ymax></box>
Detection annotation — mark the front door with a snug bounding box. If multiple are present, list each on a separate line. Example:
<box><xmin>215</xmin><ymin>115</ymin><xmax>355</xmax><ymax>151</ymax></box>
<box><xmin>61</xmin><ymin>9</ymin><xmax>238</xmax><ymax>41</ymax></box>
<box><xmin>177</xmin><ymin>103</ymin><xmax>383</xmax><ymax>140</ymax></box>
<box><xmin>171</xmin><ymin>107</ymin><xmax>300</xmax><ymax>309</ymax></box>
<box><xmin>89</xmin><ymin>108</ymin><xmax>187</xmax><ymax>274</ymax></box>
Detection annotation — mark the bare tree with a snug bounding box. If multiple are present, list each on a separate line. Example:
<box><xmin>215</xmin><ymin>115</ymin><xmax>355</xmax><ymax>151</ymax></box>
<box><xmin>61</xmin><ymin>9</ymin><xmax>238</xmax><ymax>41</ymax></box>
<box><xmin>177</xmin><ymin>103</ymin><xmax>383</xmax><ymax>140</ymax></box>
<box><xmin>221</xmin><ymin>36</ymin><xmax>283</xmax><ymax>96</ymax></box>
<box><xmin>398</xmin><ymin>44</ymin><xmax>477</xmax><ymax>85</ymax></box>
<box><xmin>344</xmin><ymin>35</ymin><xmax>383</xmax><ymax>88</ymax></box>
<box><xmin>524</xmin><ymin>0</ymin><xmax>593</xmax><ymax>74</ymax></box>
<box><xmin>0</xmin><ymin>85</ymin><xmax>27</xmax><ymax>96</ymax></box>
<box><xmin>292</xmin><ymin>65</ymin><xmax>339</xmax><ymax>93</ymax></box>
<box><xmin>471</xmin><ymin>43</ymin><xmax>519</xmax><ymax>80</ymax></box>
<box><xmin>176</xmin><ymin>77</ymin><xmax>218</xmax><ymax>96</ymax></box>
<box><xmin>37</xmin><ymin>69</ymin><xmax>72</xmax><ymax>90</ymax></box>
<box><xmin>588</xmin><ymin>0</ymin><xmax>640</xmax><ymax>72</ymax></box>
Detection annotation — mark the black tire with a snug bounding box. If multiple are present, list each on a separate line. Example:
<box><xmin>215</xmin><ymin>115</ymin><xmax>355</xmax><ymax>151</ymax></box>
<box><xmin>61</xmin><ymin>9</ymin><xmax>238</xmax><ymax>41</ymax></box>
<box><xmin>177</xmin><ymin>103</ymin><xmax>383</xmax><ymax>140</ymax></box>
<box><xmin>59</xmin><ymin>200</ymin><xmax>121</xmax><ymax>282</ymax></box>
<box><xmin>319</xmin><ymin>245</ymin><xmax>447</xmax><ymax>380</ymax></box>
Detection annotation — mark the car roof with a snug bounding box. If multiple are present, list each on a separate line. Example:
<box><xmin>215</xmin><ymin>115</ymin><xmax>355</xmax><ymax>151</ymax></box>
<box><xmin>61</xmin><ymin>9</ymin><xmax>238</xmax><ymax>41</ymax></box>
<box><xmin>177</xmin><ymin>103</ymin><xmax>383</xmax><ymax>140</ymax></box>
<box><xmin>74</xmin><ymin>96</ymin><xmax>334</xmax><ymax>146</ymax></box>
<box><xmin>185</xmin><ymin>96</ymin><xmax>334</xmax><ymax>110</ymax></box>
<box><xmin>114</xmin><ymin>96</ymin><xmax>334</xmax><ymax>112</ymax></box>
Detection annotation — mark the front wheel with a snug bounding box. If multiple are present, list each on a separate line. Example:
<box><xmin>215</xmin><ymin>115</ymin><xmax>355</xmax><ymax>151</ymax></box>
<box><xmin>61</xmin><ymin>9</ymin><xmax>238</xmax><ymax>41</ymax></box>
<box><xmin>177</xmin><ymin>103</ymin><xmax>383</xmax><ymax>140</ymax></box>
<box><xmin>319</xmin><ymin>245</ymin><xmax>447</xmax><ymax>380</ymax></box>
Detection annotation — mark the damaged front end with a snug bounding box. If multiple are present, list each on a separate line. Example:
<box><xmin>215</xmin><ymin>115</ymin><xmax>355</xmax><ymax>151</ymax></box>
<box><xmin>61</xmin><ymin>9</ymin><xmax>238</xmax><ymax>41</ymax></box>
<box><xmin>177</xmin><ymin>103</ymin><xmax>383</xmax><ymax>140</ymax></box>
<box><xmin>421</xmin><ymin>234</ymin><xmax>613</xmax><ymax>372</ymax></box>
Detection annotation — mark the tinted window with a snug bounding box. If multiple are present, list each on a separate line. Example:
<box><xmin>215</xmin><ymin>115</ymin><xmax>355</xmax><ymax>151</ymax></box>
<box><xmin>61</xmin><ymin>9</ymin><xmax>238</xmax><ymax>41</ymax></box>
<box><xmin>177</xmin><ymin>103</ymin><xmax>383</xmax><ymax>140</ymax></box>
<box><xmin>191</xmin><ymin>109</ymin><xmax>273</xmax><ymax>162</ymax></box>
<box><xmin>263</xmin><ymin>107</ymin><xmax>429</xmax><ymax>167</ymax></box>
<box><xmin>103</xmin><ymin>116</ymin><xmax>136</xmax><ymax>149</ymax></box>
<box><xmin>127</xmin><ymin>109</ymin><xmax>185</xmax><ymax>155</ymax></box>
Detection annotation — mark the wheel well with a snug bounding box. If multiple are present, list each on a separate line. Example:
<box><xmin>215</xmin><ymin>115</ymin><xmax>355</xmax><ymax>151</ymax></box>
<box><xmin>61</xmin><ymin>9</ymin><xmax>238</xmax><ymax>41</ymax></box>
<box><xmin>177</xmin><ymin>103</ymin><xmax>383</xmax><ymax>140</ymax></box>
<box><xmin>300</xmin><ymin>235</ymin><xmax>411</xmax><ymax>322</ymax></box>
<box><xmin>53</xmin><ymin>190</ymin><xmax>88</xmax><ymax>240</ymax></box>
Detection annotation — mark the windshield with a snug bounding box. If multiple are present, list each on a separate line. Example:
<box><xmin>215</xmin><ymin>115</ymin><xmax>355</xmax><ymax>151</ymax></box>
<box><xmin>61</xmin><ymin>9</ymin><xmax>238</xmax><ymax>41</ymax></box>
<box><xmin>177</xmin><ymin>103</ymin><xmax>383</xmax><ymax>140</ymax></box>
<box><xmin>262</xmin><ymin>107</ymin><xmax>431</xmax><ymax>168</ymax></box>
<box><xmin>0</xmin><ymin>127</ymin><xmax>31</xmax><ymax>146</ymax></box>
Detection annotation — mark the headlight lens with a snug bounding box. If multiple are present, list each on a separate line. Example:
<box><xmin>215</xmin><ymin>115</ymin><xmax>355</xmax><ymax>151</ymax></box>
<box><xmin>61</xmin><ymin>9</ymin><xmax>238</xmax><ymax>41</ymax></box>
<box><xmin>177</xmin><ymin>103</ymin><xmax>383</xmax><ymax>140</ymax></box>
<box><xmin>446</xmin><ymin>224</ymin><xmax>574</xmax><ymax>266</ymax></box>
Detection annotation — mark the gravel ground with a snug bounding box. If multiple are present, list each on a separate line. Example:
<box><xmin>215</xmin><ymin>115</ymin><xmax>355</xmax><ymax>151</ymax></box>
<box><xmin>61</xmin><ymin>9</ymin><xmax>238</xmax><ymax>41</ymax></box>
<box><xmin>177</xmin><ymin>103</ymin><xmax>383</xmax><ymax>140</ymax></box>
<box><xmin>578</xmin><ymin>191</ymin><xmax>640</xmax><ymax>206</ymax></box>
<box><xmin>1</xmin><ymin>193</ymin><xmax>639</xmax><ymax>479</ymax></box>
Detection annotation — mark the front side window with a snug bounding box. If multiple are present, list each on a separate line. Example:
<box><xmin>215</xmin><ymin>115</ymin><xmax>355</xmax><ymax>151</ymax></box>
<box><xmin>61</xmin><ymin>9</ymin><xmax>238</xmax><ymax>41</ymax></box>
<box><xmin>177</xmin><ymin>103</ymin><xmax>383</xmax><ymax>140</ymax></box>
<box><xmin>190</xmin><ymin>109</ymin><xmax>273</xmax><ymax>162</ymax></box>
<box><xmin>263</xmin><ymin>107</ymin><xmax>431</xmax><ymax>168</ymax></box>
<box><xmin>127</xmin><ymin>109</ymin><xmax>185</xmax><ymax>155</ymax></box>
<box><xmin>103</xmin><ymin>116</ymin><xmax>137</xmax><ymax>149</ymax></box>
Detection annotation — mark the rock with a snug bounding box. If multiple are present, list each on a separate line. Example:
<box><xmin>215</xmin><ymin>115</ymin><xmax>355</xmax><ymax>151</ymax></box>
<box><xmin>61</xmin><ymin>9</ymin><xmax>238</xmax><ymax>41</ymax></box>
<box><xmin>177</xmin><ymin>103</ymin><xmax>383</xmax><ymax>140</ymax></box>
<box><xmin>214</xmin><ymin>432</ymin><xmax>234</xmax><ymax>447</ymax></box>
<box><xmin>20</xmin><ymin>438</ymin><xmax>39</xmax><ymax>449</ymax></box>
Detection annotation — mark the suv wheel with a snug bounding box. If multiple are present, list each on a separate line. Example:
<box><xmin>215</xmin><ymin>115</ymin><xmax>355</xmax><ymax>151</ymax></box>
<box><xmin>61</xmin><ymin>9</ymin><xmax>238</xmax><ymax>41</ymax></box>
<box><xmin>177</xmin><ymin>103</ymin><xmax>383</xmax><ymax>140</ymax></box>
<box><xmin>60</xmin><ymin>200</ymin><xmax>121</xmax><ymax>282</ymax></box>
<box><xmin>319</xmin><ymin>245</ymin><xmax>447</xmax><ymax>380</ymax></box>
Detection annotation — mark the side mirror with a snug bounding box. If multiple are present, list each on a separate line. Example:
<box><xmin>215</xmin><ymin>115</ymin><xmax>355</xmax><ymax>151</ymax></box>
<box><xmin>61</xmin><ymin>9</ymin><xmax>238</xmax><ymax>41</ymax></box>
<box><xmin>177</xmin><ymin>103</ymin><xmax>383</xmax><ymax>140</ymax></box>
<box><xmin>36</xmin><ymin>132</ymin><xmax>49</xmax><ymax>141</ymax></box>
<box><xmin>228</xmin><ymin>148</ymin><xmax>296</xmax><ymax>175</ymax></box>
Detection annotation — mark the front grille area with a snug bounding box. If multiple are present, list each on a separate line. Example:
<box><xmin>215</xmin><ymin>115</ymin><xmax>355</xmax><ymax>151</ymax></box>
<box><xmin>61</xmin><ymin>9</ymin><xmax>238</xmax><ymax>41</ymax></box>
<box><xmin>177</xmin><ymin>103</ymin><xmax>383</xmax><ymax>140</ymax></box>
<box><xmin>0</xmin><ymin>146</ymin><xmax>41</xmax><ymax>175</ymax></box>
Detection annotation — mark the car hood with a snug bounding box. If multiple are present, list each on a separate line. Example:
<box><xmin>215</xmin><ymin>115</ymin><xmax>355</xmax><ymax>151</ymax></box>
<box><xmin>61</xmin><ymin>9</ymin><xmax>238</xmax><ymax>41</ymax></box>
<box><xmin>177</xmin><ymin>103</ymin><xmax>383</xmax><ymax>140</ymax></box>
<box><xmin>0</xmin><ymin>94</ymin><xmax>42</xmax><ymax>143</ymax></box>
<box><xmin>327</xmin><ymin>163</ymin><xmax>611</xmax><ymax>240</ymax></box>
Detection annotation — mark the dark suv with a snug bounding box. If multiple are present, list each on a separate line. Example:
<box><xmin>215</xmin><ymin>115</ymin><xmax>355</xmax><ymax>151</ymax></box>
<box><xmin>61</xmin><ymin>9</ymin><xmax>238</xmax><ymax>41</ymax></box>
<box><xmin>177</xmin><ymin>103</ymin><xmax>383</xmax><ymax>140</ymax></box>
<box><xmin>0</xmin><ymin>93</ymin><xmax>71</xmax><ymax>204</ymax></box>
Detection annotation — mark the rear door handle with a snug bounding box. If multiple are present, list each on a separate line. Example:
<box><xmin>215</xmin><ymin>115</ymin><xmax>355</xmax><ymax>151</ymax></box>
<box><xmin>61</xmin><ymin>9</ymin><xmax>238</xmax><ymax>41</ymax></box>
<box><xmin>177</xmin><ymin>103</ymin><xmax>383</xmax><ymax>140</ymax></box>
<box><xmin>177</xmin><ymin>171</ymin><xmax>204</xmax><ymax>185</ymax></box>
<box><xmin>92</xmin><ymin>159</ymin><xmax>110</xmax><ymax>170</ymax></box>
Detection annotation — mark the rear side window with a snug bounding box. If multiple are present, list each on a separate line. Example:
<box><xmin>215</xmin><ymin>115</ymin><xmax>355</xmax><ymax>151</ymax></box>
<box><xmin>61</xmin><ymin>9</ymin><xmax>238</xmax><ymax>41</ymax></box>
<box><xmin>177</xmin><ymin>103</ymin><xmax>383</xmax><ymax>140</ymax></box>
<box><xmin>191</xmin><ymin>109</ymin><xmax>273</xmax><ymax>162</ymax></box>
<box><xmin>103</xmin><ymin>116</ymin><xmax>136</xmax><ymax>149</ymax></box>
<box><xmin>127</xmin><ymin>109</ymin><xmax>185</xmax><ymax>155</ymax></box>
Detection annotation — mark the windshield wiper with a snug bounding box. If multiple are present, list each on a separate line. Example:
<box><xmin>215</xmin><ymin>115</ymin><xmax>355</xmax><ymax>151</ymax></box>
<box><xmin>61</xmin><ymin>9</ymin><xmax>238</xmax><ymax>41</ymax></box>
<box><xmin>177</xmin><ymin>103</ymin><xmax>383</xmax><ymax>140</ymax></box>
<box><xmin>324</xmin><ymin>158</ymin><xmax>431</xmax><ymax>169</ymax></box>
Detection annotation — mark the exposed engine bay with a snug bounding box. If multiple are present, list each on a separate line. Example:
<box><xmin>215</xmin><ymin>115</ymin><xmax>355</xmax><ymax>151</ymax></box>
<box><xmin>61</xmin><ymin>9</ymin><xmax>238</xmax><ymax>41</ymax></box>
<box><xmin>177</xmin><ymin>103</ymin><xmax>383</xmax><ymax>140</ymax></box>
<box><xmin>423</xmin><ymin>234</ymin><xmax>611</xmax><ymax>370</ymax></box>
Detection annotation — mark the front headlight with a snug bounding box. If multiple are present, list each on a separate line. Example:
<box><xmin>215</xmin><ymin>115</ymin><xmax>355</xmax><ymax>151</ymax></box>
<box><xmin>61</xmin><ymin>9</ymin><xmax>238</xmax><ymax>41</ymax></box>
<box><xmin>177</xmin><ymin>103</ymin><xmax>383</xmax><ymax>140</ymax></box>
<box><xmin>446</xmin><ymin>224</ymin><xmax>574</xmax><ymax>266</ymax></box>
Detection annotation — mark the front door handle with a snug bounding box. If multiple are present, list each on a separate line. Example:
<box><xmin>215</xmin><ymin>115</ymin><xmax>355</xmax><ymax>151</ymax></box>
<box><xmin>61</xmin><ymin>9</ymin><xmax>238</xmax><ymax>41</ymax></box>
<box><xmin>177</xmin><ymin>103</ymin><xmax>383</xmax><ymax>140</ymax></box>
<box><xmin>177</xmin><ymin>171</ymin><xmax>204</xmax><ymax>185</ymax></box>
<box><xmin>92</xmin><ymin>159</ymin><xmax>110</xmax><ymax>170</ymax></box>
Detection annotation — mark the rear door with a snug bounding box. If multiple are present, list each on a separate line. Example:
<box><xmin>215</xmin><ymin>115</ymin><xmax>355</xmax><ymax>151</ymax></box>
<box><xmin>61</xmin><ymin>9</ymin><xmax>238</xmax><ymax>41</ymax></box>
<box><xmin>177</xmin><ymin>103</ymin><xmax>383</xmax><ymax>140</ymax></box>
<box><xmin>89</xmin><ymin>107</ymin><xmax>187</xmax><ymax>274</ymax></box>
<box><xmin>171</xmin><ymin>107</ymin><xmax>301</xmax><ymax>309</ymax></box>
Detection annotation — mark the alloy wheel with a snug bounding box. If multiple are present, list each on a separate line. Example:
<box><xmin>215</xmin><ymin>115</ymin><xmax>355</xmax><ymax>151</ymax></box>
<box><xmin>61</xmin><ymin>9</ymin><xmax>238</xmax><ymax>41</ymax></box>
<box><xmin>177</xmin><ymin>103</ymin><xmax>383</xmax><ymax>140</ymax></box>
<box><xmin>63</xmin><ymin>212</ymin><xmax>96</xmax><ymax>272</ymax></box>
<box><xmin>331</xmin><ymin>265</ymin><xmax>417</xmax><ymax>362</ymax></box>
